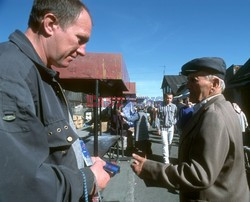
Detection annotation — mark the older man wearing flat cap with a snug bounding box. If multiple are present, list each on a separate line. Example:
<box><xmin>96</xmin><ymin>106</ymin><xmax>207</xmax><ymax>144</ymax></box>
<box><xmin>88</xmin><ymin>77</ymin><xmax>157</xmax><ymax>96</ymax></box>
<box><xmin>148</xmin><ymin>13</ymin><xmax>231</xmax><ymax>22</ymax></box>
<box><xmin>131</xmin><ymin>57</ymin><xmax>249</xmax><ymax>202</ymax></box>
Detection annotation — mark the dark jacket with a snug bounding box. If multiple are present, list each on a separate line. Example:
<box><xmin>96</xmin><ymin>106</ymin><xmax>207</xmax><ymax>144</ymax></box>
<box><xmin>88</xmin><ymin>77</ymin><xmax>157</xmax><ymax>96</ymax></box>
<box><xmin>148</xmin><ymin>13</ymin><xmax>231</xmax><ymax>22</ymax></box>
<box><xmin>141</xmin><ymin>95</ymin><xmax>250</xmax><ymax>201</ymax></box>
<box><xmin>177</xmin><ymin>105</ymin><xmax>194</xmax><ymax>130</ymax></box>
<box><xmin>128</xmin><ymin>110</ymin><xmax>149</xmax><ymax>141</ymax></box>
<box><xmin>0</xmin><ymin>30</ymin><xmax>94</xmax><ymax>202</ymax></box>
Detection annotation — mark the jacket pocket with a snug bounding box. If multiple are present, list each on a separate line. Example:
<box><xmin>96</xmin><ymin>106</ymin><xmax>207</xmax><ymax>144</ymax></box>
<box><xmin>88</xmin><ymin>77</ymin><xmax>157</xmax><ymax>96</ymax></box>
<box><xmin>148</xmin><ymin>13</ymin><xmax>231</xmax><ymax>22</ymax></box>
<box><xmin>0</xmin><ymin>93</ymin><xmax>30</xmax><ymax>133</ymax></box>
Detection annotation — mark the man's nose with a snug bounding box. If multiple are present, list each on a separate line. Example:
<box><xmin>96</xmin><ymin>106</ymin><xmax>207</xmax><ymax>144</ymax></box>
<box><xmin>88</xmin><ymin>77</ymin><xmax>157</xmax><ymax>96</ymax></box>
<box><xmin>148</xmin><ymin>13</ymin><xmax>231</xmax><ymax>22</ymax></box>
<box><xmin>76</xmin><ymin>44</ymin><xmax>86</xmax><ymax>56</ymax></box>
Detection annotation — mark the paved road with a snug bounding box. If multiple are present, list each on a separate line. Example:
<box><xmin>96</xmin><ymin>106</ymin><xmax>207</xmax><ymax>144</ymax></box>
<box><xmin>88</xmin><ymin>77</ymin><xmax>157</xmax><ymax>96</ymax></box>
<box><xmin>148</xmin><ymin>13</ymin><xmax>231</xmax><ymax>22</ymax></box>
<box><xmin>101</xmin><ymin>129</ymin><xmax>180</xmax><ymax>202</ymax></box>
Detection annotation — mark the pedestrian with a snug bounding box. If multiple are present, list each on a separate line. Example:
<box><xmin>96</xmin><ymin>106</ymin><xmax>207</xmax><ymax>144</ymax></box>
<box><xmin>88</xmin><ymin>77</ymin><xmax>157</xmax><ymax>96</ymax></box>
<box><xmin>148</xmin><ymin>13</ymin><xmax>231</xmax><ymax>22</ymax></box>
<box><xmin>125</xmin><ymin>105</ymin><xmax>152</xmax><ymax>158</ymax></box>
<box><xmin>154</xmin><ymin>103</ymin><xmax>161</xmax><ymax>135</ymax></box>
<box><xmin>232</xmin><ymin>103</ymin><xmax>250</xmax><ymax>186</ymax></box>
<box><xmin>232</xmin><ymin>103</ymin><xmax>249</xmax><ymax>136</ymax></box>
<box><xmin>147</xmin><ymin>105</ymin><xmax>153</xmax><ymax>126</ymax></box>
<box><xmin>175</xmin><ymin>98</ymin><xmax>185</xmax><ymax>118</ymax></box>
<box><xmin>131</xmin><ymin>57</ymin><xmax>249</xmax><ymax>202</ymax></box>
<box><xmin>158</xmin><ymin>93</ymin><xmax>177</xmax><ymax>164</ymax></box>
<box><xmin>121</xmin><ymin>101</ymin><xmax>136</xmax><ymax>153</ymax></box>
<box><xmin>177</xmin><ymin>96</ymin><xmax>194</xmax><ymax>132</ymax></box>
<box><xmin>0</xmin><ymin>0</ymin><xmax>110</xmax><ymax>201</ymax></box>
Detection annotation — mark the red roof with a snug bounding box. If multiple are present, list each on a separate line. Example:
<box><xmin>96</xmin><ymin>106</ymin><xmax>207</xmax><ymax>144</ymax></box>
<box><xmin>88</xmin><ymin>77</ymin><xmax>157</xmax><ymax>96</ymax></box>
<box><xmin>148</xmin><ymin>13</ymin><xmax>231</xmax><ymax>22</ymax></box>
<box><xmin>124</xmin><ymin>82</ymin><xmax>136</xmax><ymax>95</ymax></box>
<box><xmin>52</xmin><ymin>52</ymin><xmax>130</xmax><ymax>96</ymax></box>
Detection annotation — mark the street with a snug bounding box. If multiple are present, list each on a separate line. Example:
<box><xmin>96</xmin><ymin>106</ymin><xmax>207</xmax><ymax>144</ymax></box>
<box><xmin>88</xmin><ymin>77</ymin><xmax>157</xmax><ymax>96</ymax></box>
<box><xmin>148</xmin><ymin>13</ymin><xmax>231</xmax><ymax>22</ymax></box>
<box><xmin>101</xmin><ymin>129</ymin><xmax>180</xmax><ymax>202</ymax></box>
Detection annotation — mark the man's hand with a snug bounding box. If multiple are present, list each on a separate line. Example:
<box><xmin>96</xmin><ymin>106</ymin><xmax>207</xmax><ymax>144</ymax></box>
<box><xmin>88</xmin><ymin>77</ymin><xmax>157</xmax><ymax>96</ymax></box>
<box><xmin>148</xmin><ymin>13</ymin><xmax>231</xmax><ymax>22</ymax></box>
<box><xmin>90</xmin><ymin>157</ymin><xmax>110</xmax><ymax>190</ymax></box>
<box><xmin>131</xmin><ymin>153</ymin><xmax>147</xmax><ymax>176</ymax></box>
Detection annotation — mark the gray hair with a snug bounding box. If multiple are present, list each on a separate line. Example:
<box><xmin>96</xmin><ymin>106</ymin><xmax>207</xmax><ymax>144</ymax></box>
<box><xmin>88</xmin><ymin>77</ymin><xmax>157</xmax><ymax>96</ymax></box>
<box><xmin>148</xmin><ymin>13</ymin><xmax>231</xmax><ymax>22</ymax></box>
<box><xmin>206</xmin><ymin>75</ymin><xmax>226</xmax><ymax>92</ymax></box>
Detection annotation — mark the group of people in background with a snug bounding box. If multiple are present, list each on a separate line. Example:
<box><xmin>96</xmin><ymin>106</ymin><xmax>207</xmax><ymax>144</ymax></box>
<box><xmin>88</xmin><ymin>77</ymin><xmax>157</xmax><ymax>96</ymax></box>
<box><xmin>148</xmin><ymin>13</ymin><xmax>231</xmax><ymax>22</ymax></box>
<box><xmin>120</xmin><ymin>92</ymin><xmax>194</xmax><ymax>165</ymax></box>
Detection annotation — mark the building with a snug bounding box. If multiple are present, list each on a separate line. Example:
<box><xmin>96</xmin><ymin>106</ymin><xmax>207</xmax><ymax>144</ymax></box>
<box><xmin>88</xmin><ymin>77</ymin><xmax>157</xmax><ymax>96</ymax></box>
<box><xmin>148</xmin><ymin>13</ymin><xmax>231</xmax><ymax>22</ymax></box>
<box><xmin>161</xmin><ymin>75</ymin><xmax>187</xmax><ymax>96</ymax></box>
<box><xmin>224</xmin><ymin>58</ymin><xmax>250</xmax><ymax>122</ymax></box>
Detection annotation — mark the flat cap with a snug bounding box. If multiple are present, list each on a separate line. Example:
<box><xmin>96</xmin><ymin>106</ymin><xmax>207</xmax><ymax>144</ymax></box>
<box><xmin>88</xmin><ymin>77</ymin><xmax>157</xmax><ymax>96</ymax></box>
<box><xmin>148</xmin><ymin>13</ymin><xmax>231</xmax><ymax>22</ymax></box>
<box><xmin>181</xmin><ymin>57</ymin><xmax>226</xmax><ymax>80</ymax></box>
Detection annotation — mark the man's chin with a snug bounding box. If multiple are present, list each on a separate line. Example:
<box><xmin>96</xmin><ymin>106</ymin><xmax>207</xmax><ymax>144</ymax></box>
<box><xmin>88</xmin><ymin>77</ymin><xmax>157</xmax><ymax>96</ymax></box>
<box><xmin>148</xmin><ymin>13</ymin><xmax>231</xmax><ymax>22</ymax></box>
<box><xmin>56</xmin><ymin>62</ymin><xmax>71</xmax><ymax>68</ymax></box>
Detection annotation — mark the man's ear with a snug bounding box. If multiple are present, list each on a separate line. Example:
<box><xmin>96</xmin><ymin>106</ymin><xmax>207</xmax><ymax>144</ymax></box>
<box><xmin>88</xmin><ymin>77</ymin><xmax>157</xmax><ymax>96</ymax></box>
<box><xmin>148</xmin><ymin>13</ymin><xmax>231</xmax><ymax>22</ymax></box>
<box><xmin>41</xmin><ymin>13</ymin><xmax>59</xmax><ymax>37</ymax></box>
<box><xmin>212</xmin><ymin>77</ymin><xmax>220</xmax><ymax>88</ymax></box>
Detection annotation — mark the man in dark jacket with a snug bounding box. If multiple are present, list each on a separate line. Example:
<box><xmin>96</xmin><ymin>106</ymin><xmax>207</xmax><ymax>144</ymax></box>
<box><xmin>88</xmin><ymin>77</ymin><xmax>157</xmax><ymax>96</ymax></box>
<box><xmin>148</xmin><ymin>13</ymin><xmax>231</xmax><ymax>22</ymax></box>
<box><xmin>131</xmin><ymin>57</ymin><xmax>249</xmax><ymax>201</ymax></box>
<box><xmin>0</xmin><ymin>0</ymin><xmax>110</xmax><ymax>201</ymax></box>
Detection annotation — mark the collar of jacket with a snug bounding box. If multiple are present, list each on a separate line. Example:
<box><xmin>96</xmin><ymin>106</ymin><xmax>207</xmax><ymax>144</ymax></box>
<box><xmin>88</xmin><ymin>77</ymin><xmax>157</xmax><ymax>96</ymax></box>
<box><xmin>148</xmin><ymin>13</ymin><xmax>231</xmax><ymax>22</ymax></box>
<box><xmin>179</xmin><ymin>94</ymin><xmax>225</xmax><ymax>146</ymax></box>
<box><xmin>193</xmin><ymin>94</ymin><xmax>221</xmax><ymax>114</ymax></box>
<box><xmin>9</xmin><ymin>30</ymin><xmax>58</xmax><ymax>80</ymax></box>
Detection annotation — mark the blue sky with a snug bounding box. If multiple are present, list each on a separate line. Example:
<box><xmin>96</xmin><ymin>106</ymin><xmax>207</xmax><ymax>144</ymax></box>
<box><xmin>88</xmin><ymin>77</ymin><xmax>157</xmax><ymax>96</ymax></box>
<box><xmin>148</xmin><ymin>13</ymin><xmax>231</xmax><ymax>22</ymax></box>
<box><xmin>1</xmin><ymin>0</ymin><xmax>250</xmax><ymax>98</ymax></box>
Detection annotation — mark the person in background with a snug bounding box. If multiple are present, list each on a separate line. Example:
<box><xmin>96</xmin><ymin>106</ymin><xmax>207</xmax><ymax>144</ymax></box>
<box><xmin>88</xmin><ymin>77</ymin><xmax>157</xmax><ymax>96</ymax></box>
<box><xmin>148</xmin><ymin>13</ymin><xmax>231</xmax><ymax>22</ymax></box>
<box><xmin>121</xmin><ymin>101</ymin><xmax>136</xmax><ymax>153</ymax></box>
<box><xmin>131</xmin><ymin>57</ymin><xmax>249</xmax><ymax>202</ymax></box>
<box><xmin>0</xmin><ymin>0</ymin><xmax>110</xmax><ymax>201</ymax></box>
<box><xmin>232</xmin><ymin>103</ymin><xmax>249</xmax><ymax>136</ymax></box>
<box><xmin>147</xmin><ymin>105</ymin><xmax>153</xmax><ymax>126</ymax></box>
<box><xmin>175</xmin><ymin>98</ymin><xmax>185</xmax><ymax>118</ymax></box>
<box><xmin>232</xmin><ymin>102</ymin><xmax>250</xmax><ymax>187</ymax></box>
<box><xmin>177</xmin><ymin>96</ymin><xmax>194</xmax><ymax>133</ymax></box>
<box><xmin>150</xmin><ymin>105</ymin><xmax>158</xmax><ymax>129</ymax></box>
<box><xmin>158</xmin><ymin>93</ymin><xmax>177</xmax><ymax>164</ymax></box>
<box><xmin>154</xmin><ymin>103</ymin><xmax>161</xmax><ymax>135</ymax></box>
<box><xmin>125</xmin><ymin>105</ymin><xmax>152</xmax><ymax>158</ymax></box>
